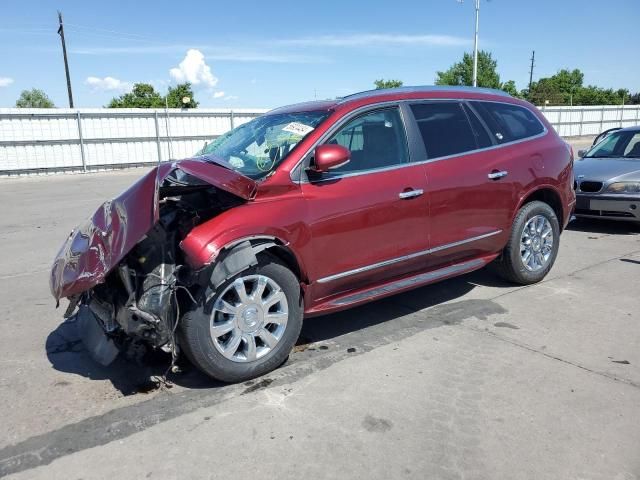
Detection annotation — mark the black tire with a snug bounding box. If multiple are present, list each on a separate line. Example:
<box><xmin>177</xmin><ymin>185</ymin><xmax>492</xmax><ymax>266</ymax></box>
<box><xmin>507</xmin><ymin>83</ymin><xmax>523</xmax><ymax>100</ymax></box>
<box><xmin>493</xmin><ymin>201</ymin><xmax>560</xmax><ymax>285</ymax></box>
<box><xmin>180</xmin><ymin>255</ymin><xmax>303</xmax><ymax>383</ymax></box>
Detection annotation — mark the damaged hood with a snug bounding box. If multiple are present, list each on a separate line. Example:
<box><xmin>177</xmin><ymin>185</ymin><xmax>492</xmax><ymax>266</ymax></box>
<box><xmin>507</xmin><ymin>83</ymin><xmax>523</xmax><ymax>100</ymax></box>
<box><xmin>50</xmin><ymin>158</ymin><xmax>257</xmax><ymax>301</ymax></box>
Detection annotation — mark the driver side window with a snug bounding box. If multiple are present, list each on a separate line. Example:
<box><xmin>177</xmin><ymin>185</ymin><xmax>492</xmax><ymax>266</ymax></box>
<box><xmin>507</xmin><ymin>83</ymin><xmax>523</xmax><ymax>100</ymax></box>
<box><xmin>323</xmin><ymin>107</ymin><xmax>409</xmax><ymax>175</ymax></box>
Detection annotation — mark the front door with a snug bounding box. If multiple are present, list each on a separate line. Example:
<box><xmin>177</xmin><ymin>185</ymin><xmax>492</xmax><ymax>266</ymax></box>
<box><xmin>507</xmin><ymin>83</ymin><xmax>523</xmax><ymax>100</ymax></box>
<box><xmin>301</xmin><ymin>107</ymin><xmax>429</xmax><ymax>299</ymax></box>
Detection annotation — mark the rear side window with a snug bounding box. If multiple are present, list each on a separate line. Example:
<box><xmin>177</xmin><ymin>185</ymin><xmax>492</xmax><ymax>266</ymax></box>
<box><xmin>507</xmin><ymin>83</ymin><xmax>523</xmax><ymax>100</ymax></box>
<box><xmin>410</xmin><ymin>102</ymin><xmax>478</xmax><ymax>159</ymax></box>
<box><xmin>462</xmin><ymin>103</ymin><xmax>493</xmax><ymax>149</ymax></box>
<box><xmin>471</xmin><ymin>101</ymin><xmax>544</xmax><ymax>143</ymax></box>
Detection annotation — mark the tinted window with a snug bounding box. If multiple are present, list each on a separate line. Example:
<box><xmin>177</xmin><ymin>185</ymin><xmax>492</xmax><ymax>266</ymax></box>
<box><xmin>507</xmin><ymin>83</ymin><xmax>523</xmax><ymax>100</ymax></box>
<box><xmin>462</xmin><ymin>103</ymin><xmax>493</xmax><ymax>148</ymax></box>
<box><xmin>471</xmin><ymin>101</ymin><xmax>544</xmax><ymax>143</ymax></box>
<box><xmin>410</xmin><ymin>102</ymin><xmax>478</xmax><ymax>158</ymax></box>
<box><xmin>323</xmin><ymin>108</ymin><xmax>408</xmax><ymax>174</ymax></box>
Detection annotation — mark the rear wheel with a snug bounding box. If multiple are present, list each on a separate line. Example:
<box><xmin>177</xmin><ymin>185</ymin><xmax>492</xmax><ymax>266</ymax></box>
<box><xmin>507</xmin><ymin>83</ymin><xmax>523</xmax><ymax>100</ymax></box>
<box><xmin>493</xmin><ymin>201</ymin><xmax>560</xmax><ymax>285</ymax></box>
<box><xmin>180</xmin><ymin>256</ymin><xmax>303</xmax><ymax>383</ymax></box>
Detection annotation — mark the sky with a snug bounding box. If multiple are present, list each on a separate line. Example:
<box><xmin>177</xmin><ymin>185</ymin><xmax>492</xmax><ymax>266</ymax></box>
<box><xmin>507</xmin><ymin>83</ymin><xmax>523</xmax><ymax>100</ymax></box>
<box><xmin>1</xmin><ymin>0</ymin><xmax>639</xmax><ymax>109</ymax></box>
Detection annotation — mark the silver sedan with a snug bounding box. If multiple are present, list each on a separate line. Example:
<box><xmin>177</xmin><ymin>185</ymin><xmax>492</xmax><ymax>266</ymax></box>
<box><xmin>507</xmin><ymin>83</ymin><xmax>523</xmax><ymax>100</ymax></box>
<box><xmin>574</xmin><ymin>126</ymin><xmax>640</xmax><ymax>222</ymax></box>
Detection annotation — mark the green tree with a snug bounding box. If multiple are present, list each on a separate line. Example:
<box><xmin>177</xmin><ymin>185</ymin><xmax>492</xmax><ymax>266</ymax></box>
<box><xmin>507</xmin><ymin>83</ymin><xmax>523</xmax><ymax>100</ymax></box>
<box><xmin>374</xmin><ymin>79</ymin><xmax>403</xmax><ymax>89</ymax></box>
<box><xmin>165</xmin><ymin>83</ymin><xmax>198</xmax><ymax>108</ymax></box>
<box><xmin>501</xmin><ymin>80</ymin><xmax>520</xmax><ymax>97</ymax></box>
<box><xmin>628</xmin><ymin>92</ymin><xmax>640</xmax><ymax>105</ymax></box>
<box><xmin>528</xmin><ymin>69</ymin><xmax>584</xmax><ymax>105</ymax></box>
<box><xmin>528</xmin><ymin>69</ymin><xmax>630</xmax><ymax>106</ymax></box>
<box><xmin>108</xmin><ymin>83</ymin><xmax>165</xmax><ymax>108</ymax></box>
<box><xmin>15</xmin><ymin>88</ymin><xmax>55</xmax><ymax>108</ymax></box>
<box><xmin>435</xmin><ymin>50</ymin><xmax>501</xmax><ymax>89</ymax></box>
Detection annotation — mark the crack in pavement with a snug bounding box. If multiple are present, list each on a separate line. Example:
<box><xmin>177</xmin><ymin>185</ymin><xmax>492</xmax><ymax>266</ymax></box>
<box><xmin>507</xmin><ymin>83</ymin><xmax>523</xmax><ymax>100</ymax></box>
<box><xmin>0</xmin><ymin>298</ymin><xmax>506</xmax><ymax>477</ymax></box>
<box><xmin>2</xmin><ymin>244</ymin><xmax>638</xmax><ymax>477</ymax></box>
<box><xmin>465</xmin><ymin>325</ymin><xmax>640</xmax><ymax>390</ymax></box>
<box><xmin>386</xmin><ymin>249</ymin><xmax>640</xmax><ymax>390</ymax></box>
<box><xmin>489</xmin><ymin>247</ymin><xmax>640</xmax><ymax>302</ymax></box>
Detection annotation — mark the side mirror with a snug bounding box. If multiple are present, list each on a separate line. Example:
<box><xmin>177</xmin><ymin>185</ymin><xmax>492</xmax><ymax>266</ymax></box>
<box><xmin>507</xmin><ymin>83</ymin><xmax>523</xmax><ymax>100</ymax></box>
<box><xmin>311</xmin><ymin>144</ymin><xmax>351</xmax><ymax>173</ymax></box>
<box><xmin>577</xmin><ymin>149</ymin><xmax>588</xmax><ymax>158</ymax></box>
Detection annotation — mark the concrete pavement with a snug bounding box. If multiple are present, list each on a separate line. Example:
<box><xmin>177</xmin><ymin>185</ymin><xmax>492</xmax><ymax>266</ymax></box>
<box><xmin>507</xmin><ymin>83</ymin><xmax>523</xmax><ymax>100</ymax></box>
<box><xmin>0</xmin><ymin>167</ymin><xmax>639</xmax><ymax>479</ymax></box>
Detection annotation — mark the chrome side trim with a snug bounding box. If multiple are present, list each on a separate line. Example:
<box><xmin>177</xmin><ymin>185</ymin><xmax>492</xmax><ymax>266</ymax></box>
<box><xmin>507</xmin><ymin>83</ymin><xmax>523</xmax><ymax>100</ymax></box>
<box><xmin>316</xmin><ymin>230</ymin><xmax>502</xmax><ymax>284</ymax></box>
<box><xmin>326</xmin><ymin>258</ymin><xmax>486</xmax><ymax>307</ymax></box>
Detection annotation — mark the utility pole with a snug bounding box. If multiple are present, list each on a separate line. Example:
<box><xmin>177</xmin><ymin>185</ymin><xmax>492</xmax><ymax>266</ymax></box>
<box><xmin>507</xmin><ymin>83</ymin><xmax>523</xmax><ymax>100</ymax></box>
<box><xmin>57</xmin><ymin>11</ymin><xmax>74</xmax><ymax>108</ymax></box>
<box><xmin>528</xmin><ymin>50</ymin><xmax>535</xmax><ymax>93</ymax></box>
<box><xmin>472</xmin><ymin>0</ymin><xmax>480</xmax><ymax>87</ymax></box>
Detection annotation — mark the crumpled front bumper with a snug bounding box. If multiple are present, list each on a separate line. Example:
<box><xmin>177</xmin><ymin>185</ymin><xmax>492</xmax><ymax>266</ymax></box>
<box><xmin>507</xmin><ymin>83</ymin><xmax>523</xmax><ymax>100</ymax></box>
<box><xmin>49</xmin><ymin>159</ymin><xmax>257</xmax><ymax>302</ymax></box>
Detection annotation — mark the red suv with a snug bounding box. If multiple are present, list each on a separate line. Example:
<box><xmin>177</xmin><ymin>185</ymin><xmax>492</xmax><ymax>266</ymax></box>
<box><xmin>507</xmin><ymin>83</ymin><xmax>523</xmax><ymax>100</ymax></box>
<box><xmin>51</xmin><ymin>86</ymin><xmax>575</xmax><ymax>382</ymax></box>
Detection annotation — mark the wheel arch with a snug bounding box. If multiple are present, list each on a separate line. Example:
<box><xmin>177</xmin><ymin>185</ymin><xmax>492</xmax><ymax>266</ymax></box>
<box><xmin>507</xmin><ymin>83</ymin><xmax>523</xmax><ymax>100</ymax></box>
<box><xmin>219</xmin><ymin>235</ymin><xmax>307</xmax><ymax>284</ymax></box>
<box><xmin>516</xmin><ymin>186</ymin><xmax>565</xmax><ymax>230</ymax></box>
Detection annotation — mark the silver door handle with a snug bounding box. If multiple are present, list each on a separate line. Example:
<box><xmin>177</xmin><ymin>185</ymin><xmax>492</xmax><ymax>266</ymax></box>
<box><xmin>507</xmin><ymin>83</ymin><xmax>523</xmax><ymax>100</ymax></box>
<box><xmin>488</xmin><ymin>170</ymin><xmax>508</xmax><ymax>180</ymax></box>
<box><xmin>398</xmin><ymin>189</ymin><xmax>424</xmax><ymax>199</ymax></box>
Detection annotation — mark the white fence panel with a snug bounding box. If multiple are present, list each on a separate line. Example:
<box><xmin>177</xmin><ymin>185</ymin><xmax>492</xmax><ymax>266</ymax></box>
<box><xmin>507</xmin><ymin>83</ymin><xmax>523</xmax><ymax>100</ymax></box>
<box><xmin>0</xmin><ymin>108</ymin><xmax>266</xmax><ymax>174</ymax></box>
<box><xmin>1</xmin><ymin>104</ymin><xmax>640</xmax><ymax>175</ymax></box>
<box><xmin>539</xmin><ymin>105</ymin><xmax>640</xmax><ymax>137</ymax></box>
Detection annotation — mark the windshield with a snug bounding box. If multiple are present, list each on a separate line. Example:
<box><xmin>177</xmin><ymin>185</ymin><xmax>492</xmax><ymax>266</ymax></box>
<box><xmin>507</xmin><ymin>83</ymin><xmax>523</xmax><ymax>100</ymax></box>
<box><xmin>196</xmin><ymin>111</ymin><xmax>329</xmax><ymax>178</ymax></box>
<box><xmin>586</xmin><ymin>131</ymin><xmax>640</xmax><ymax>158</ymax></box>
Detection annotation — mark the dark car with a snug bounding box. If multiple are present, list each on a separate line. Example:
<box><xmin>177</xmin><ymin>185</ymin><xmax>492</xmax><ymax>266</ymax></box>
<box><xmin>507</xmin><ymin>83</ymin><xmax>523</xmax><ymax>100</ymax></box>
<box><xmin>50</xmin><ymin>86</ymin><xmax>575</xmax><ymax>382</ymax></box>
<box><xmin>575</xmin><ymin>126</ymin><xmax>640</xmax><ymax>222</ymax></box>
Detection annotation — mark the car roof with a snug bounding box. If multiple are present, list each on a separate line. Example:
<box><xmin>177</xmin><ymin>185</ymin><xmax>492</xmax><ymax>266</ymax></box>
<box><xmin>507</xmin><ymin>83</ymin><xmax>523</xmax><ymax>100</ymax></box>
<box><xmin>619</xmin><ymin>125</ymin><xmax>640</xmax><ymax>133</ymax></box>
<box><xmin>337</xmin><ymin>85</ymin><xmax>511</xmax><ymax>104</ymax></box>
<box><xmin>266</xmin><ymin>85</ymin><xmax>513</xmax><ymax>116</ymax></box>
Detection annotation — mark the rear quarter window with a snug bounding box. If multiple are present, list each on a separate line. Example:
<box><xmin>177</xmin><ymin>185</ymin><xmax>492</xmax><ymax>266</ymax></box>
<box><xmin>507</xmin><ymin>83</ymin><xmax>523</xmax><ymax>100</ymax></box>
<box><xmin>471</xmin><ymin>101</ymin><xmax>544</xmax><ymax>143</ymax></box>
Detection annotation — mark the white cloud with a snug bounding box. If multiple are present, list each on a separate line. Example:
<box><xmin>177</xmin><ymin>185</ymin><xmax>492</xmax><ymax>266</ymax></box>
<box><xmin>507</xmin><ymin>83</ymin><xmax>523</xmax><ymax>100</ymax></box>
<box><xmin>170</xmin><ymin>49</ymin><xmax>218</xmax><ymax>88</ymax></box>
<box><xmin>223</xmin><ymin>95</ymin><xmax>239</xmax><ymax>101</ymax></box>
<box><xmin>213</xmin><ymin>91</ymin><xmax>225</xmax><ymax>98</ymax></box>
<box><xmin>85</xmin><ymin>76</ymin><xmax>131</xmax><ymax>92</ymax></box>
<box><xmin>0</xmin><ymin>77</ymin><xmax>14</xmax><ymax>87</ymax></box>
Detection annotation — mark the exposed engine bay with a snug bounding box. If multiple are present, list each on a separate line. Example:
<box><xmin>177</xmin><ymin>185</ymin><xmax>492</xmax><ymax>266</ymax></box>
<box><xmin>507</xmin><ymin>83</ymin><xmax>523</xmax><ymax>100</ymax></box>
<box><xmin>52</xmin><ymin>162</ymin><xmax>258</xmax><ymax>368</ymax></box>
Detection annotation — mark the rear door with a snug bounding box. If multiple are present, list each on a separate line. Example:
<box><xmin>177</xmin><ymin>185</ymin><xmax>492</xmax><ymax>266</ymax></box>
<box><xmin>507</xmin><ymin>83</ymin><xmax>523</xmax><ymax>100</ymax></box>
<box><xmin>408</xmin><ymin>100</ymin><xmax>516</xmax><ymax>267</ymax></box>
<box><xmin>301</xmin><ymin>106</ymin><xmax>430</xmax><ymax>299</ymax></box>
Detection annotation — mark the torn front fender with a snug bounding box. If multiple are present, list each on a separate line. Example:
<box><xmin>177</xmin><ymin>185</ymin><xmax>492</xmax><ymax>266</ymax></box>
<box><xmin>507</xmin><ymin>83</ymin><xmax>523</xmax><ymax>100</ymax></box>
<box><xmin>49</xmin><ymin>158</ymin><xmax>257</xmax><ymax>302</ymax></box>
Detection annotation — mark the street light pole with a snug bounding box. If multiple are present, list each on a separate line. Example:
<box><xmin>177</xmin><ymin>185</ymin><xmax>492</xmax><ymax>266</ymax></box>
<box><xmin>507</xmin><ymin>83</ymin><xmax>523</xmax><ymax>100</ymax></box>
<box><xmin>472</xmin><ymin>0</ymin><xmax>480</xmax><ymax>87</ymax></box>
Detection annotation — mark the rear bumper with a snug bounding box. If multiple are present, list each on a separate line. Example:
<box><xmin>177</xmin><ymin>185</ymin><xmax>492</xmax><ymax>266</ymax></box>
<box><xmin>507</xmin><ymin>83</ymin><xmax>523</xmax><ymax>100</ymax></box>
<box><xmin>575</xmin><ymin>194</ymin><xmax>640</xmax><ymax>221</ymax></box>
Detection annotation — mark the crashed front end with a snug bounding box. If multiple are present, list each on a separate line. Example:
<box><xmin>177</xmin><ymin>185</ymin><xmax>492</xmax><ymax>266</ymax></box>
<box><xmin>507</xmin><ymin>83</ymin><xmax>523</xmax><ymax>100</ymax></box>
<box><xmin>50</xmin><ymin>159</ymin><xmax>255</xmax><ymax>365</ymax></box>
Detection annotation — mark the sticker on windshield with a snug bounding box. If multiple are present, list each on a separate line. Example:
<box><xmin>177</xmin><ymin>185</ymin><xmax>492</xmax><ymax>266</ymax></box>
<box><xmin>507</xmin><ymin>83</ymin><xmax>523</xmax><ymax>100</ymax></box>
<box><xmin>229</xmin><ymin>157</ymin><xmax>245</xmax><ymax>169</ymax></box>
<box><xmin>282</xmin><ymin>122</ymin><xmax>314</xmax><ymax>136</ymax></box>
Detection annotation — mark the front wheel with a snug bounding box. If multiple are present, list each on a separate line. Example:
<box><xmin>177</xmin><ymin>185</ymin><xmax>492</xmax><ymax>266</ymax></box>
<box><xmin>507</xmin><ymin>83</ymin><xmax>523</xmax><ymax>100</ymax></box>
<box><xmin>180</xmin><ymin>256</ymin><xmax>303</xmax><ymax>383</ymax></box>
<box><xmin>493</xmin><ymin>200</ymin><xmax>560</xmax><ymax>285</ymax></box>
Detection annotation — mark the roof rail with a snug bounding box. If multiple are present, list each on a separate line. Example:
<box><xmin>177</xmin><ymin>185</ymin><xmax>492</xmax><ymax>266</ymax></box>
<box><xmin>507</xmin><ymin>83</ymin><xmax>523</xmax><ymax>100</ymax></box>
<box><xmin>337</xmin><ymin>85</ymin><xmax>511</xmax><ymax>104</ymax></box>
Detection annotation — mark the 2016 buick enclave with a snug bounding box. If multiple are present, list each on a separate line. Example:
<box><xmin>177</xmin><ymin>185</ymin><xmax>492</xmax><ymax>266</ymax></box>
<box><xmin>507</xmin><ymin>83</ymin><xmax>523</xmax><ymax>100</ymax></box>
<box><xmin>50</xmin><ymin>86</ymin><xmax>575</xmax><ymax>382</ymax></box>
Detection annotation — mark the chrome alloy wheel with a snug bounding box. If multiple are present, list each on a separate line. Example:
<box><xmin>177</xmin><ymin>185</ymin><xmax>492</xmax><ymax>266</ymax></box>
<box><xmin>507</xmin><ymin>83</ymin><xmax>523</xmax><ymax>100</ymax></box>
<box><xmin>520</xmin><ymin>215</ymin><xmax>554</xmax><ymax>272</ymax></box>
<box><xmin>210</xmin><ymin>275</ymin><xmax>289</xmax><ymax>363</ymax></box>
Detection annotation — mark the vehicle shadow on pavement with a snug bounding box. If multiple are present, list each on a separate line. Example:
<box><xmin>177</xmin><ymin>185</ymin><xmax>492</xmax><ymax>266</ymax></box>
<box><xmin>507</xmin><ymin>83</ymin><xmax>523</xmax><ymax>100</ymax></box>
<box><xmin>297</xmin><ymin>267</ymin><xmax>508</xmax><ymax>346</ymax></box>
<box><xmin>567</xmin><ymin>218</ymin><xmax>640</xmax><ymax>235</ymax></box>
<box><xmin>45</xmin><ymin>267</ymin><xmax>509</xmax><ymax>394</ymax></box>
<box><xmin>45</xmin><ymin>317</ymin><xmax>224</xmax><ymax>394</ymax></box>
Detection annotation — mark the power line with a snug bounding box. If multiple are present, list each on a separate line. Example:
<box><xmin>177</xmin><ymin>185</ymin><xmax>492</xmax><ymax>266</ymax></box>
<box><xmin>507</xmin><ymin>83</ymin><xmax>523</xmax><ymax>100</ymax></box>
<box><xmin>64</xmin><ymin>22</ymin><xmax>155</xmax><ymax>41</ymax></box>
